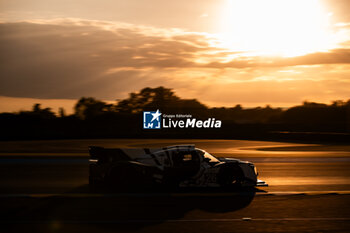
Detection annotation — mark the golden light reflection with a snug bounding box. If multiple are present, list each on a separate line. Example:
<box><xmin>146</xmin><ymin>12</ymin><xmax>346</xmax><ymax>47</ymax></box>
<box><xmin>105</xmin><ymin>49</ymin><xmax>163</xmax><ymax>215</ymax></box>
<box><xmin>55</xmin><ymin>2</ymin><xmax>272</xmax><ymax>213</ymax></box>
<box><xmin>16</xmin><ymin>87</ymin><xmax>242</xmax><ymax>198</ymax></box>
<box><xmin>218</xmin><ymin>0</ymin><xmax>339</xmax><ymax>57</ymax></box>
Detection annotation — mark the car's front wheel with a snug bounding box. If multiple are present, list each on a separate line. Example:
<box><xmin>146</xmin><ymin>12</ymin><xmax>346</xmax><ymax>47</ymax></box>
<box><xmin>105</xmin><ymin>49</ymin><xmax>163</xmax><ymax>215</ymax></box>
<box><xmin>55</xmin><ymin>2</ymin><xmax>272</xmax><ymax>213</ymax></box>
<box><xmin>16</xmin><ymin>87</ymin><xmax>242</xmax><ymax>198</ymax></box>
<box><xmin>217</xmin><ymin>164</ymin><xmax>244</xmax><ymax>188</ymax></box>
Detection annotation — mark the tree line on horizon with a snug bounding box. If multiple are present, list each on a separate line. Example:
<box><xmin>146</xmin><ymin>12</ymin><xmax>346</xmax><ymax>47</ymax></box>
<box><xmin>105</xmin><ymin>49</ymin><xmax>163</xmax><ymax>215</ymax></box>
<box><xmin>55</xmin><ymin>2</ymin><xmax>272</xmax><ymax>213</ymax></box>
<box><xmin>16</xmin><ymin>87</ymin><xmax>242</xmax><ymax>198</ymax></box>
<box><xmin>0</xmin><ymin>86</ymin><xmax>349</xmax><ymax>141</ymax></box>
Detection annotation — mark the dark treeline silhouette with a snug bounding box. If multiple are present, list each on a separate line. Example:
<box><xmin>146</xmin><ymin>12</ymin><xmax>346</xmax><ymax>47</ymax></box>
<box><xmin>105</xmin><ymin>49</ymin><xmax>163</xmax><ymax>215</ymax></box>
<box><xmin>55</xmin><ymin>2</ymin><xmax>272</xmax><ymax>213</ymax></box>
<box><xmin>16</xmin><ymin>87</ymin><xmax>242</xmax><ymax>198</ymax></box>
<box><xmin>0</xmin><ymin>87</ymin><xmax>349</xmax><ymax>142</ymax></box>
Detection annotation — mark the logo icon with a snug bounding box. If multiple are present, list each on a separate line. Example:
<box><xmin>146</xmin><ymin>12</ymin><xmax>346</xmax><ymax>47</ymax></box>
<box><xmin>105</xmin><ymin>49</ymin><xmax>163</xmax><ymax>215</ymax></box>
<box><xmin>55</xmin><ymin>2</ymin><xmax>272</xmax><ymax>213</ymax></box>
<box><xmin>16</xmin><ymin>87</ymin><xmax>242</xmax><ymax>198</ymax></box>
<box><xmin>143</xmin><ymin>110</ymin><xmax>162</xmax><ymax>129</ymax></box>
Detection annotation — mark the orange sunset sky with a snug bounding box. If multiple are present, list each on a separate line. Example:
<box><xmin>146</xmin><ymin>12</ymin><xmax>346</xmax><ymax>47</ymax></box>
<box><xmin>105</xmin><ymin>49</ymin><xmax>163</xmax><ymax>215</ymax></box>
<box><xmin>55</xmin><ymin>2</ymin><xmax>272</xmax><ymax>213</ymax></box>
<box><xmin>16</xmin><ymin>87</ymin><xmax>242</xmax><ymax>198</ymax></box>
<box><xmin>0</xmin><ymin>0</ymin><xmax>349</xmax><ymax>113</ymax></box>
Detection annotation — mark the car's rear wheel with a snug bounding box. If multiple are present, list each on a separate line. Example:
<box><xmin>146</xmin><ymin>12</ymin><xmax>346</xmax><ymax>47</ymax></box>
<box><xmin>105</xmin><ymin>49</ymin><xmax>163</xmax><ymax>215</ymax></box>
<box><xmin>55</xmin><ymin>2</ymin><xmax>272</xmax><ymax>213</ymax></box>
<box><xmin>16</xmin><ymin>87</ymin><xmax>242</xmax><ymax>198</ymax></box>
<box><xmin>89</xmin><ymin>176</ymin><xmax>105</xmax><ymax>192</ymax></box>
<box><xmin>107</xmin><ymin>166</ymin><xmax>134</xmax><ymax>186</ymax></box>
<box><xmin>106</xmin><ymin>164</ymin><xmax>153</xmax><ymax>190</ymax></box>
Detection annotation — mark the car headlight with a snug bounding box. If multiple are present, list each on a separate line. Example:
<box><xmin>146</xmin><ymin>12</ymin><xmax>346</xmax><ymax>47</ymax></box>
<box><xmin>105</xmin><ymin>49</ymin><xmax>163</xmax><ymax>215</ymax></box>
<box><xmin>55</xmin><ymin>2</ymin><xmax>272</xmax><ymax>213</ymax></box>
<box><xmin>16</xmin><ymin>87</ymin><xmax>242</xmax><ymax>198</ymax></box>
<box><xmin>249</xmin><ymin>163</ymin><xmax>258</xmax><ymax>175</ymax></box>
<box><xmin>254</xmin><ymin>166</ymin><xmax>258</xmax><ymax>175</ymax></box>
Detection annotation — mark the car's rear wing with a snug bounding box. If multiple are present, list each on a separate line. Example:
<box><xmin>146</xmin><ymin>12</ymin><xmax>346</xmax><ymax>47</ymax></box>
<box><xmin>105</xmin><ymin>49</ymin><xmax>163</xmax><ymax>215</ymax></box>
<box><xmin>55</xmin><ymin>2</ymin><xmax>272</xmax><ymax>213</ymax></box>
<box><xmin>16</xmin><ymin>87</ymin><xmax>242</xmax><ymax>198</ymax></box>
<box><xmin>89</xmin><ymin>145</ymin><xmax>197</xmax><ymax>164</ymax></box>
<box><xmin>89</xmin><ymin>146</ymin><xmax>131</xmax><ymax>163</ymax></box>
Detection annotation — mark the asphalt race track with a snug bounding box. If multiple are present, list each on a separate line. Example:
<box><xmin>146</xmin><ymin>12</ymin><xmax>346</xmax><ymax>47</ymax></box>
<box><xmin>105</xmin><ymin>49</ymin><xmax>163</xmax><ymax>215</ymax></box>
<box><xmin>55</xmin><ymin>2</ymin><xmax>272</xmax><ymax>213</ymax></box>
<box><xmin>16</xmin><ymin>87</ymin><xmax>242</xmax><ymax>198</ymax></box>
<box><xmin>0</xmin><ymin>139</ymin><xmax>349</xmax><ymax>233</ymax></box>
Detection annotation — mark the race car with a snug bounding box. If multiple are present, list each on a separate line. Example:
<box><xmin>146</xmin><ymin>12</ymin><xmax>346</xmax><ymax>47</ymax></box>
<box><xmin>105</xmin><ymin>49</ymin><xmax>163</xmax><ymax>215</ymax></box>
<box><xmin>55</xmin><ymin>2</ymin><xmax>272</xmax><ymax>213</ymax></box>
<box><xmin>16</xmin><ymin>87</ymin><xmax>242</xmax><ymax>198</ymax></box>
<box><xmin>88</xmin><ymin>144</ymin><xmax>267</xmax><ymax>189</ymax></box>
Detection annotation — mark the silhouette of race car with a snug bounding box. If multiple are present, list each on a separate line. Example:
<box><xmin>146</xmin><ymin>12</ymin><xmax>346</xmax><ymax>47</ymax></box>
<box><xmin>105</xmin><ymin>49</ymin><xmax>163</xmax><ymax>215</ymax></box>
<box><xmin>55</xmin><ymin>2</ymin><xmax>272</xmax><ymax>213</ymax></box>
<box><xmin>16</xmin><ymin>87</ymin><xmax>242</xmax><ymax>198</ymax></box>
<box><xmin>89</xmin><ymin>145</ymin><xmax>267</xmax><ymax>189</ymax></box>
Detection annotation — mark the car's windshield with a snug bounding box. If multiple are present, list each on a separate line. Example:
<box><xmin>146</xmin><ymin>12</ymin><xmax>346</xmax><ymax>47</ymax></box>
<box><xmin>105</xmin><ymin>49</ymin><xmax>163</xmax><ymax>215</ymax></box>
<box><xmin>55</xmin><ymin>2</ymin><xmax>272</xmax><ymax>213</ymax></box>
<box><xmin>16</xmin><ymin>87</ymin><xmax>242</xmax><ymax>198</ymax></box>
<box><xmin>197</xmin><ymin>149</ymin><xmax>220</xmax><ymax>163</ymax></box>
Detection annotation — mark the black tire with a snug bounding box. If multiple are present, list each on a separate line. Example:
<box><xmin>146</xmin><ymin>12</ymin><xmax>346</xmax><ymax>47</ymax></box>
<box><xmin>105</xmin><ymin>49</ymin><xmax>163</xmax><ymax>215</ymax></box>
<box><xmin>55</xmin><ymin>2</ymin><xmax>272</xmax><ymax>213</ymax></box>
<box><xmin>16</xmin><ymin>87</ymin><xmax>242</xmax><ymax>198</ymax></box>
<box><xmin>218</xmin><ymin>164</ymin><xmax>244</xmax><ymax>188</ymax></box>
<box><xmin>106</xmin><ymin>164</ymin><xmax>151</xmax><ymax>190</ymax></box>
<box><xmin>106</xmin><ymin>166</ymin><xmax>131</xmax><ymax>187</ymax></box>
<box><xmin>89</xmin><ymin>176</ymin><xmax>103</xmax><ymax>192</ymax></box>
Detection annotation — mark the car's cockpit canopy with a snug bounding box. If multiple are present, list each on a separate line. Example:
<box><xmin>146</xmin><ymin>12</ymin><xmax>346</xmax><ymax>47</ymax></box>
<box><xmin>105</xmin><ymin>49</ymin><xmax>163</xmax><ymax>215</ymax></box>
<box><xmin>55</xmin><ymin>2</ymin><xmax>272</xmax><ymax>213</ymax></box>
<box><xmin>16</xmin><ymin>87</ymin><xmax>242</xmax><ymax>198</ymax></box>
<box><xmin>196</xmin><ymin>149</ymin><xmax>220</xmax><ymax>164</ymax></box>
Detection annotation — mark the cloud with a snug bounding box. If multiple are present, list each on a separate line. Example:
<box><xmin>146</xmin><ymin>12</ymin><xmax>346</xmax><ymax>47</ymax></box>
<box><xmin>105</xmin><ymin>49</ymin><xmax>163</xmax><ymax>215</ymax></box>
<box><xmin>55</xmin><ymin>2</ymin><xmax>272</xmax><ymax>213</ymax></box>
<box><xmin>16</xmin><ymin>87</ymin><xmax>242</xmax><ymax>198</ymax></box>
<box><xmin>206</xmin><ymin>49</ymin><xmax>350</xmax><ymax>69</ymax></box>
<box><xmin>0</xmin><ymin>19</ymin><xmax>349</xmax><ymax>106</ymax></box>
<box><xmin>275</xmin><ymin>49</ymin><xmax>350</xmax><ymax>66</ymax></box>
<box><xmin>0</xmin><ymin>19</ymin><xmax>214</xmax><ymax>99</ymax></box>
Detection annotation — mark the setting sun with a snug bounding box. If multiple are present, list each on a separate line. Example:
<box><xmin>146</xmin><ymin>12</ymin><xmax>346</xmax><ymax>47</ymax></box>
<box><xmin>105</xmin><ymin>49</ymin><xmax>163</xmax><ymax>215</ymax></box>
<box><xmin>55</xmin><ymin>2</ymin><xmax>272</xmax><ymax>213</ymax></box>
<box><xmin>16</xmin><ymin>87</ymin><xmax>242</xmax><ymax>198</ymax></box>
<box><xmin>218</xmin><ymin>0</ymin><xmax>337</xmax><ymax>57</ymax></box>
